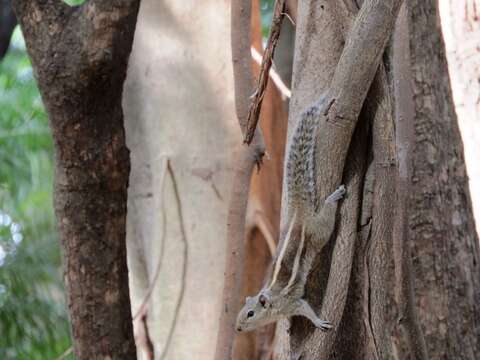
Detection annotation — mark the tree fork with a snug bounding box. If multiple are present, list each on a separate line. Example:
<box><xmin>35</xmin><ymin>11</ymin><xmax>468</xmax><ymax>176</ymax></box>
<box><xmin>12</xmin><ymin>1</ymin><xmax>140</xmax><ymax>358</ymax></box>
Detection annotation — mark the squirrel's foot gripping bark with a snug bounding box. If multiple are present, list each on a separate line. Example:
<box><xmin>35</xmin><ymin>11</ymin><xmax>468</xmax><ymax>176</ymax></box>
<box><xmin>325</xmin><ymin>184</ymin><xmax>346</xmax><ymax>204</ymax></box>
<box><xmin>294</xmin><ymin>299</ymin><xmax>333</xmax><ymax>331</ymax></box>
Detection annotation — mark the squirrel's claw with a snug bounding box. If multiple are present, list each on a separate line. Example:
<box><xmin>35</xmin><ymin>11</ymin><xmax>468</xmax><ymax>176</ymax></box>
<box><xmin>325</xmin><ymin>184</ymin><xmax>346</xmax><ymax>204</ymax></box>
<box><xmin>315</xmin><ymin>319</ymin><xmax>333</xmax><ymax>331</ymax></box>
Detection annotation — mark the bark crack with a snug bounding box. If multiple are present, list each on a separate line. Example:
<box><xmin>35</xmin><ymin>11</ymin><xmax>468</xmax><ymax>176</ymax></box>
<box><xmin>365</xmin><ymin>249</ymin><xmax>380</xmax><ymax>360</ymax></box>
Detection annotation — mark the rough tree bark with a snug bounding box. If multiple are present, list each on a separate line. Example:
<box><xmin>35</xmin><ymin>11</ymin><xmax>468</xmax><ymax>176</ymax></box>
<box><xmin>408</xmin><ymin>1</ymin><xmax>480</xmax><ymax>358</ymax></box>
<box><xmin>12</xmin><ymin>1</ymin><xmax>140</xmax><ymax>358</ymax></box>
<box><xmin>266</xmin><ymin>1</ymin><xmax>480</xmax><ymax>359</ymax></box>
<box><xmin>268</xmin><ymin>1</ymin><xmax>427</xmax><ymax>359</ymax></box>
<box><xmin>0</xmin><ymin>0</ymin><xmax>16</xmax><ymax>60</ymax></box>
<box><xmin>391</xmin><ymin>6</ymin><xmax>428</xmax><ymax>358</ymax></box>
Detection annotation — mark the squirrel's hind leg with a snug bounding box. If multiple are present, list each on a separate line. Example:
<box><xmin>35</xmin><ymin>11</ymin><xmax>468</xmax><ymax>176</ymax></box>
<box><xmin>308</xmin><ymin>185</ymin><xmax>346</xmax><ymax>247</ymax></box>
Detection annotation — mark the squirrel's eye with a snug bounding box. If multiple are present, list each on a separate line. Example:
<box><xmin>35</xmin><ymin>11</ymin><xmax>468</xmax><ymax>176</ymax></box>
<box><xmin>247</xmin><ymin>310</ymin><xmax>254</xmax><ymax>318</ymax></box>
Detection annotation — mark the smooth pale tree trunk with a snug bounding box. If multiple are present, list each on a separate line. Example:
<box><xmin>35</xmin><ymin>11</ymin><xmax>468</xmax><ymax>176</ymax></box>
<box><xmin>439</xmin><ymin>0</ymin><xmax>480</xmax><ymax>236</ymax></box>
<box><xmin>124</xmin><ymin>1</ymin><xmax>289</xmax><ymax>358</ymax></box>
<box><xmin>123</xmin><ymin>1</ymin><xmax>238</xmax><ymax>358</ymax></box>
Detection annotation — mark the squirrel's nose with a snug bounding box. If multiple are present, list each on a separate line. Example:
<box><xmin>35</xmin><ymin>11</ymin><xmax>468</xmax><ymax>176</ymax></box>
<box><xmin>236</xmin><ymin>326</ymin><xmax>242</xmax><ymax>332</ymax></box>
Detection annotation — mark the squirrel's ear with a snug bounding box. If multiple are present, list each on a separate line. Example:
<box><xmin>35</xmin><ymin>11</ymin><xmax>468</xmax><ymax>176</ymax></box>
<box><xmin>246</xmin><ymin>296</ymin><xmax>252</xmax><ymax>303</ymax></box>
<box><xmin>259</xmin><ymin>294</ymin><xmax>269</xmax><ymax>308</ymax></box>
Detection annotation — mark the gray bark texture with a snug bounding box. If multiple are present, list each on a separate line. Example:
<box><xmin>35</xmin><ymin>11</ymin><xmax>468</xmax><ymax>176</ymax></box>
<box><xmin>439</xmin><ymin>0</ymin><xmax>480</xmax><ymax>236</ymax></box>
<box><xmin>267</xmin><ymin>1</ymin><xmax>480</xmax><ymax>359</ymax></box>
<box><xmin>273</xmin><ymin>1</ymin><xmax>408</xmax><ymax>359</ymax></box>
<box><xmin>408</xmin><ymin>1</ymin><xmax>480</xmax><ymax>358</ymax></box>
<box><xmin>12</xmin><ymin>1</ymin><xmax>140</xmax><ymax>358</ymax></box>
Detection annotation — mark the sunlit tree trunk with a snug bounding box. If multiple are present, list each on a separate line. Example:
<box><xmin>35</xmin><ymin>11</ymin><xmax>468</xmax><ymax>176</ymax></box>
<box><xmin>439</xmin><ymin>0</ymin><xmax>480</xmax><ymax>236</ymax></box>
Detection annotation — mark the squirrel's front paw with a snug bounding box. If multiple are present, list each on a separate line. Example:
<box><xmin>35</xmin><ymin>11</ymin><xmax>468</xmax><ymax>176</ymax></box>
<box><xmin>314</xmin><ymin>319</ymin><xmax>333</xmax><ymax>331</ymax></box>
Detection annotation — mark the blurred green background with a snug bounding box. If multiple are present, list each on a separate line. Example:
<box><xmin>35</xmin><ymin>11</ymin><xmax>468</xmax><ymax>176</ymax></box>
<box><xmin>0</xmin><ymin>1</ymin><xmax>275</xmax><ymax>358</ymax></box>
<box><xmin>0</xmin><ymin>27</ymin><xmax>72</xmax><ymax>359</ymax></box>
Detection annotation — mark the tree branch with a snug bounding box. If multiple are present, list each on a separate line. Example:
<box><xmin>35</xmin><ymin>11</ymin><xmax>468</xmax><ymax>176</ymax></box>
<box><xmin>244</xmin><ymin>0</ymin><xmax>286</xmax><ymax>144</ymax></box>
<box><xmin>298</xmin><ymin>109</ymin><xmax>369</xmax><ymax>360</ymax></box>
<box><xmin>303</xmin><ymin>0</ymin><xmax>403</xmax><ymax>204</ymax></box>
<box><xmin>214</xmin><ymin>1</ymin><xmax>266</xmax><ymax>359</ymax></box>
<box><xmin>309</xmin><ymin>1</ymin><xmax>403</xmax><ymax>357</ymax></box>
<box><xmin>285</xmin><ymin>0</ymin><xmax>298</xmax><ymax>23</ymax></box>
<box><xmin>391</xmin><ymin>4</ymin><xmax>428</xmax><ymax>359</ymax></box>
<box><xmin>77</xmin><ymin>1</ymin><xmax>141</xmax><ymax>74</ymax></box>
<box><xmin>12</xmin><ymin>0</ymin><xmax>68</xmax><ymax>29</ymax></box>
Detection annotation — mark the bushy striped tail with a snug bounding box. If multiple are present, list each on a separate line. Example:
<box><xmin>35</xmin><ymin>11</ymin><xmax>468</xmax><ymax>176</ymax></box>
<box><xmin>285</xmin><ymin>96</ymin><xmax>327</xmax><ymax>213</ymax></box>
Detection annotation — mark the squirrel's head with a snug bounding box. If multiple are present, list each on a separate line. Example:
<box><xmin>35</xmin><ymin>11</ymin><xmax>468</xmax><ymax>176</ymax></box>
<box><xmin>235</xmin><ymin>290</ymin><xmax>280</xmax><ymax>332</ymax></box>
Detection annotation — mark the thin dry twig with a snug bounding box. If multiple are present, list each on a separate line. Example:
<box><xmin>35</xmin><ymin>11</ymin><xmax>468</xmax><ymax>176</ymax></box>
<box><xmin>55</xmin><ymin>346</ymin><xmax>73</xmax><ymax>360</ymax></box>
<box><xmin>135</xmin><ymin>307</ymin><xmax>155</xmax><ymax>360</ymax></box>
<box><xmin>244</xmin><ymin>0</ymin><xmax>287</xmax><ymax>144</ymax></box>
<box><xmin>141</xmin><ymin>312</ymin><xmax>155</xmax><ymax>360</ymax></box>
<box><xmin>251</xmin><ymin>46</ymin><xmax>291</xmax><ymax>100</ymax></box>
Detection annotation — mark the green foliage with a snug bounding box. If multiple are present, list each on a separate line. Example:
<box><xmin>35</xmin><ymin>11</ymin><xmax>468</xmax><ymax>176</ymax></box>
<box><xmin>0</xmin><ymin>28</ymin><xmax>72</xmax><ymax>359</ymax></box>
<box><xmin>261</xmin><ymin>0</ymin><xmax>276</xmax><ymax>38</ymax></box>
<box><xmin>63</xmin><ymin>0</ymin><xmax>85</xmax><ymax>6</ymax></box>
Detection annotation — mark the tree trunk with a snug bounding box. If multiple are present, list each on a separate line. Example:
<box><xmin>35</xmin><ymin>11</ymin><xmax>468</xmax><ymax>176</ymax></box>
<box><xmin>408</xmin><ymin>1</ymin><xmax>480</xmax><ymax>358</ymax></box>
<box><xmin>232</xmin><ymin>2</ymin><xmax>289</xmax><ymax>359</ymax></box>
<box><xmin>270</xmin><ymin>0</ymin><xmax>480</xmax><ymax>358</ymax></box>
<box><xmin>439</xmin><ymin>0</ymin><xmax>480</xmax><ymax>236</ymax></box>
<box><xmin>123</xmin><ymin>1</ymin><xmax>246</xmax><ymax>358</ymax></box>
<box><xmin>273</xmin><ymin>1</ymin><xmax>408</xmax><ymax>359</ymax></box>
<box><xmin>12</xmin><ymin>1</ymin><xmax>140</xmax><ymax>358</ymax></box>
